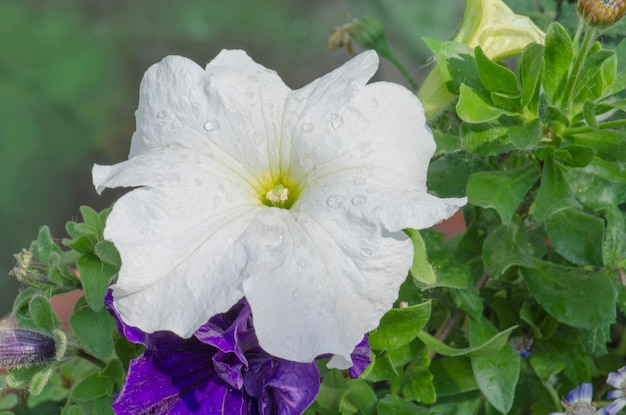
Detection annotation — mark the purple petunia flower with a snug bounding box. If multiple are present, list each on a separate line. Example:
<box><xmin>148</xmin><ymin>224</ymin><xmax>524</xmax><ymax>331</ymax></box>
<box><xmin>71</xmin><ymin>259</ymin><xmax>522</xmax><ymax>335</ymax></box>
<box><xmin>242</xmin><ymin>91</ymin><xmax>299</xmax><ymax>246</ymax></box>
<box><xmin>106</xmin><ymin>294</ymin><xmax>321</xmax><ymax>415</ymax></box>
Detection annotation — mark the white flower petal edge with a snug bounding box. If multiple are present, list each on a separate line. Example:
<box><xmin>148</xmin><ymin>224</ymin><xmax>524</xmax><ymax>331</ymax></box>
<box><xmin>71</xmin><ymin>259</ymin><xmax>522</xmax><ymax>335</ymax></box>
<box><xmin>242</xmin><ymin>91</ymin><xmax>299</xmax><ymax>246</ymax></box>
<box><xmin>93</xmin><ymin>49</ymin><xmax>466</xmax><ymax>367</ymax></box>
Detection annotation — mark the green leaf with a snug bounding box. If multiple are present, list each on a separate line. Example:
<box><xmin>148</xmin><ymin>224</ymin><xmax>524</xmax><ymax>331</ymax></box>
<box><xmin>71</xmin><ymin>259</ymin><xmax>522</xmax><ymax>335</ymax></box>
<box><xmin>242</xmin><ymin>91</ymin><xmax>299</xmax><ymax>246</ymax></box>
<box><xmin>431</xmin><ymin>357</ymin><xmax>479</xmax><ymax>397</ymax></box>
<box><xmin>316</xmin><ymin>370</ymin><xmax>349</xmax><ymax>412</ymax></box>
<box><xmin>603</xmin><ymin>205</ymin><xmax>626</xmax><ymax>268</ymax></box>
<box><xmin>475</xmin><ymin>46</ymin><xmax>518</xmax><ymax>95</ymax></box>
<box><xmin>543</xmin><ymin>22</ymin><xmax>573</xmax><ymax>104</ymax></box>
<box><xmin>456</xmin><ymin>84</ymin><xmax>504</xmax><ymax>123</ymax></box>
<box><xmin>338</xmin><ymin>379</ymin><xmax>377</xmax><ymax>415</ymax></box>
<box><xmin>369</xmin><ymin>301</ymin><xmax>431</xmax><ymax>349</ymax></box>
<box><xmin>362</xmin><ymin>350</ymin><xmax>399</xmax><ymax>382</ymax></box>
<box><xmin>422</xmin><ymin>38</ymin><xmax>482</xmax><ymax>94</ymax></box>
<box><xmin>0</xmin><ymin>394</ymin><xmax>18</xmax><ymax>411</ymax></box>
<box><xmin>583</xmin><ymin>100</ymin><xmax>599</xmax><ymax>130</ymax></box>
<box><xmin>69</xmin><ymin>298</ymin><xmax>116</xmax><ymax>359</ymax></box>
<box><xmin>521</xmin><ymin>260</ymin><xmax>616</xmax><ymax>329</ymax></box>
<box><xmin>418</xmin><ymin>230</ymin><xmax>469</xmax><ymax>289</ymax></box>
<box><xmin>460</xmin><ymin>123</ymin><xmax>512</xmax><ymax>156</ymax></box>
<box><xmin>376</xmin><ymin>395</ymin><xmax>428</xmax><ymax>415</ymax></box>
<box><xmin>482</xmin><ymin>222</ymin><xmax>533</xmax><ymax>277</ymax></box>
<box><xmin>401</xmin><ymin>357</ymin><xmax>436</xmax><ymax>404</ymax></box>
<box><xmin>552</xmin><ymin>145</ymin><xmax>595</xmax><ymax>167</ymax></box>
<box><xmin>509</xmin><ymin>118</ymin><xmax>542</xmax><ymax>150</ymax></box>
<box><xmin>519</xmin><ymin>43</ymin><xmax>544</xmax><ymax>111</ymax></box>
<box><xmin>562</xmin><ymin>157</ymin><xmax>626</xmax><ymax>209</ymax></box>
<box><xmin>427</xmin><ymin>153</ymin><xmax>472</xmax><ymax>198</ymax></box>
<box><xmin>77</xmin><ymin>254</ymin><xmax>116</xmax><ymax>312</ymax></box>
<box><xmin>568</xmin><ymin>130</ymin><xmax>626</xmax><ymax>162</ymax></box>
<box><xmin>417</xmin><ymin>325</ymin><xmax>517</xmax><ymax>358</ymax></box>
<box><xmin>469</xmin><ymin>318</ymin><xmax>520</xmax><ymax>414</ymax></box>
<box><xmin>533</xmin><ymin>157</ymin><xmax>581</xmax><ymax>220</ymax></box>
<box><xmin>572</xmin><ymin>49</ymin><xmax>615</xmax><ymax>102</ymax></box>
<box><xmin>71</xmin><ymin>373</ymin><xmax>114</xmax><ymax>402</ymax></box>
<box><xmin>94</xmin><ymin>241</ymin><xmax>121</xmax><ymax>269</ymax></box>
<box><xmin>406</xmin><ymin>229</ymin><xmax>435</xmax><ymax>286</ymax></box>
<box><xmin>467</xmin><ymin>164</ymin><xmax>540</xmax><ymax>223</ymax></box>
<box><xmin>29</xmin><ymin>295</ymin><xmax>60</xmax><ymax>332</ymax></box>
<box><xmin>62</xmin><ymin>406</ymin><xmax>86</xmax><ymax>415</ymax></box>
<box><xmin>581</xmin><ymin>324</ymin><xmax>610</xmax><ymax>357</ymax></box>
<box><xmin>545</xmin><ymin>208</ymin><xmax>605</xmax><ymax>265</ymax></box>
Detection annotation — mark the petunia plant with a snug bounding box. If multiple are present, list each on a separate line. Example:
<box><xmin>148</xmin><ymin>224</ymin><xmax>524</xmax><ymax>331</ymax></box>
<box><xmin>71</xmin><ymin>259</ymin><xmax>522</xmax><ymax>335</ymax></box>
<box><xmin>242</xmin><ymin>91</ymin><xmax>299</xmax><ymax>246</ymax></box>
<box><xmin>2</xmin><ymin>0</ymin><xmax>626</xmax><ymax>414</ymax></box>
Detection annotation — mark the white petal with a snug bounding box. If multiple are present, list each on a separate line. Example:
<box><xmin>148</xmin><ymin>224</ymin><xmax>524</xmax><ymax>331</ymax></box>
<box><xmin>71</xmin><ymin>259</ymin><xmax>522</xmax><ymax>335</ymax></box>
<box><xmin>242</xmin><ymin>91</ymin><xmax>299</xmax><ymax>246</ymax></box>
<box><xmin>129</xmin><ymin>51</ymin><xmax>290</xmax><ymax>182</ymax></box>
<box><xmin>241</xmin><ymin>207</ymin><xmax>412</xmax><ymax>366</ymax></box>
<box><xmin>94</xmin><ymin>146</ymin><xmax>264</xmax><ymax>337</ymax></box>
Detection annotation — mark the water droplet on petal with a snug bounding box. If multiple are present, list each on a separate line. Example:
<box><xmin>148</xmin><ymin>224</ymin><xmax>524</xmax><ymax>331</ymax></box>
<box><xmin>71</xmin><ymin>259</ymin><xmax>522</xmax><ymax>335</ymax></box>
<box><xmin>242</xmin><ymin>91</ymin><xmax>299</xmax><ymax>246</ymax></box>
<box><xmin>326</xmin><ymin>195</ymin><xmax>345</xmax><ymax>209</ymax></box>
<box><xmin>299</xmin><ymin>156</ymin><xmax>313</xmax><ymax>169</ymax></box>
<box><xmin>366</xmin><ymin>187</ymin><xmax>378</xmax><ymax>193</ymax></box>
<box><xmin>155</xmin><ymin>174</ymin><xmax>163</xmax><ymax>183</ymax></box>
<box><xmin>157</xmin><ymin>111</ymin><xmax>167</xmax><ymax>119</ymax></box>
<box><xmin>361</xmin><ymin>248</ymin><xmax>373</xmax><ymax>257</ymax></box>
<box><xmin>267</xmin><ymin>103</ymin><xmax>274</xmax><ymax>110</ymax></box>
<box><xmin>294</xmin><ymin>91</ymin><xmax>309</xmax><ymax>101</ymax></box>
<box><xmin>331</xmin><ymin>113</ymin><xmax>344</xmax><ymax>130</ymax></box>
<box><xmin>365</xmin><ymin>163</ymin><xmax>375</xmax><ymax>170</ymax></box>
<box><xmin>303</xmin><ymin>305</ymin><xmax>310</xmax><ymax>315</ymax></box>
<box><xmin>301</xmin><ymin>123</ymin><xmax>313</xmax><ymax>133</ymax></box>
<box><xmin>291</xmin><ymin>288</ymin><xmax>300</xmax><ymax>301</ymax></box>
<box><xmin>353</xmin><ymin>177</ymin><xmax>366</xmax><ymax>185</ymax></box>
<box><xmin>226</xmin><ymin>194</ymin><xmax>233</xmax><ymax>203</ymax></box>
<box><xmin>247</xmin><ymin>74</ymin><xmax>259</xmax><ymax>82</ymax></box>
<box><xmin>352</xmin><ymin>195</ymin><xmax>367</xmax><ymax>206</ymax></box>
<box><xmin>203</xmin><ymin>120</ymin><xmax>219</xmax><ymax>131</ymax></box>
<box><xmin>297</xmin><ymin>215</ymin><xmax>311</xmax><ymax>225</ymax></box>
<box><xmin>297</xmin><ymin>258</ymin><xmax>310</xmax><ymax>269</ymax></box>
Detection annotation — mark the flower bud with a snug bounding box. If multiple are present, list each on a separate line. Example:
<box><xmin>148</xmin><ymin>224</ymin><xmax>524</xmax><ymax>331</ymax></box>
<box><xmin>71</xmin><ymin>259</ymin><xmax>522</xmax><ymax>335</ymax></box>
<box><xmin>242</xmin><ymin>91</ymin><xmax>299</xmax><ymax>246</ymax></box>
<box><xmin>353</xmin><ymin>16</ymin><xmax>388</xmax><ymax>53</ymax></box>
<box><xmin>9</xmin><ymin>249</ymin><xmax>53</xmax><ymax>289</ymax></box>
<box><xmin>0</xmin><ymin>329</ymin><xmax>57</xmax><ymax>368</ymax></box>
<box><xmin>578</xmin><ymin>0</ymin><xmax>626</xmax><ymax>28</ymax></box>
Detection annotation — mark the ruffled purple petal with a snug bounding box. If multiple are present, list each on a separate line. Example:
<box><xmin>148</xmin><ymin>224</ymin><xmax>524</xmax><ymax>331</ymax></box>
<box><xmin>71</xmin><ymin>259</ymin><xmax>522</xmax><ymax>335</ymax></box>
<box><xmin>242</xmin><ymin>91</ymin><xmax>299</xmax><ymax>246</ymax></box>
<box><xmin>244</xmin><ymin>355</ymin><xmax>320</xmax><ymax>415</ymax></box>
<box><xmin>112</xmin><ymin>332</ymin><xmax>250</xmax><ymax>414</ymax></box>
<box><xmin>348</xmin><ymin>335</ymin><xmax>371</xmax><ymax>378</ymax></box>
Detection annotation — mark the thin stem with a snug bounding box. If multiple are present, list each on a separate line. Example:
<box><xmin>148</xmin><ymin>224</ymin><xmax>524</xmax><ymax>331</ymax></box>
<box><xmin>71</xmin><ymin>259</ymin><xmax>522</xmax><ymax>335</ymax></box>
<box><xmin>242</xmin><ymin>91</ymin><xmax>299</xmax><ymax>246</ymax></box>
<box><xmin>562</xmin><ymin>118</ymin><xmax>626</xmax><ymax>135</ymax></box>
<box><xmin>76</xmin><ymin>349</ymin><xmax>106</xmax><ymax>368</ymax></box>
<box><xmin>426</xmin><ymin>273</ymin><xmax>491</xmax><ymax>361</ymax></box>
<box><xmin>379</xmin><ymin>50</ymin><xmax>418</xmax><ymax>91</ymax></box>
<box><xmin>542</xmin><ymin>379</ymin><xmax>563</xmax><ymax>411</ymax></box>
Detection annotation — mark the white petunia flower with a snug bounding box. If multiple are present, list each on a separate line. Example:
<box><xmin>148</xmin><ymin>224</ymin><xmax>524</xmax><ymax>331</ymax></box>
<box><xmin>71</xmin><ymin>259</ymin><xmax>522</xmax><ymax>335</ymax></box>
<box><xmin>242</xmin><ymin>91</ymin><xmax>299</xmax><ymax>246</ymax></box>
<box><xmin>92</xmin><ymin>49</ymin><xmax>466</xmax><ymax>368</ymax></box>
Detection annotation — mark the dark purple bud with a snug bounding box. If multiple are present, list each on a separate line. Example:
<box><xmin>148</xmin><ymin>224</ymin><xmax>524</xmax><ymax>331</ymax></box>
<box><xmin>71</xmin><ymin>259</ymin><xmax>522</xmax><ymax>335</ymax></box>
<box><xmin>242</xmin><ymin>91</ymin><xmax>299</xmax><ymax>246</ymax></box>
<box><xmin>0</xmin><ymin>329</ymin><xmax>57</xmax><ymax>368</ymax></box>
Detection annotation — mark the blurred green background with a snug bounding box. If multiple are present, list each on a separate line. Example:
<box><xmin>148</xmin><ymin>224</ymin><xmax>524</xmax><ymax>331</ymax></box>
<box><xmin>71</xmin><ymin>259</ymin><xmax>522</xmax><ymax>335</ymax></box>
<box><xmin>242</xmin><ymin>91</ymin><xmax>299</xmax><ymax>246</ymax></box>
<box><xmin>1</xmin><ymin>0</ymin><xmax>623</xmax><ymax>318</ymax></box>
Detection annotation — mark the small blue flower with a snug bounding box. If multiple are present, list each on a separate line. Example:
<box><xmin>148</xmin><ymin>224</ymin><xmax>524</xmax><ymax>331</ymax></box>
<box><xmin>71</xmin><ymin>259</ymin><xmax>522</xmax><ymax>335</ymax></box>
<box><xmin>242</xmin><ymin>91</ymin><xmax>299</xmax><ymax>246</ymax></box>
<box><xmin>605</xmin><ymin>366</ymin><xmax>626</xmax><ymax>413</ymax></box>
<box><xmin>551</xmin><ymin>383</ymin><xmax>624</xmax><ymax>415</ymax></box>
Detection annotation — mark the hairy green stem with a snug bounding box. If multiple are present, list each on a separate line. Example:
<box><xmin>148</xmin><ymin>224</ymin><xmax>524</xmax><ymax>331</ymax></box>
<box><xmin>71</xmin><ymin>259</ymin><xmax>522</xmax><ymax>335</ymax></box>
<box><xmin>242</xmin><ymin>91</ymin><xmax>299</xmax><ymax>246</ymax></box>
<box><xmin>76</xmin><ymin>349</ymin><xmax>106</xmax><ymax>368</ymax></box>
<box><xmin>561</xmin><ymin>25</ymin><xmax>597</xmax><ymax>115</ymax></box>
<box><xmin>563</xmin><ymin>118</ymin><xmax>626</xmax><ymax>135</ymax></box>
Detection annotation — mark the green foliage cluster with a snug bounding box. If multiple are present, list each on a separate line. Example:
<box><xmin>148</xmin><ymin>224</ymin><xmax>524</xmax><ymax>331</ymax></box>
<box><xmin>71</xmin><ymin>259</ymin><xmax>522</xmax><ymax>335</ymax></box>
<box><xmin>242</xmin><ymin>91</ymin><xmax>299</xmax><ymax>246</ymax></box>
<box><xmin>1</xmin><ymin>208</ymin><xmax>138</xmax><ymax>415</ymax></box>
<box><xmin>306</xmin><ymin>8</ymin><xmax>626</xmax><ymax>415</ymax></box>
<box><xmin>2</xmin><ymin>1</ymin><xmax>626</xmax><ymax>415</ymax></box>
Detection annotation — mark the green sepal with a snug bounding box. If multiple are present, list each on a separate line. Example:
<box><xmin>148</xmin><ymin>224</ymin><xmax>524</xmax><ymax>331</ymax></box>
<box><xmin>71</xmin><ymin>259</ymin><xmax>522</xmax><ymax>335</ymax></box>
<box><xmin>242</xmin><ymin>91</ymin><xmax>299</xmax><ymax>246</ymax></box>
<box><xmin>29</xmin><ymin>365</ymin><xmax>55</xmax><ymax>396</ymax></box>
<box><xmin>521</xmin><ymin>259</ymin><xmax>616</xmax><ymax>329</ymax></box>
<box><xmin>0</xmin><ymin>395</ymin><xmax>18</xmax><ymax>411</ymax></box>
<box><xmin>368</xmin><ymin>301</ymin><xmax>431</xmax><ymax>350</ymax></box>
<box><xmin>467</xmin><ymin>163</ymin><xmax>540</xmax><ymax>224</ymax></box>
